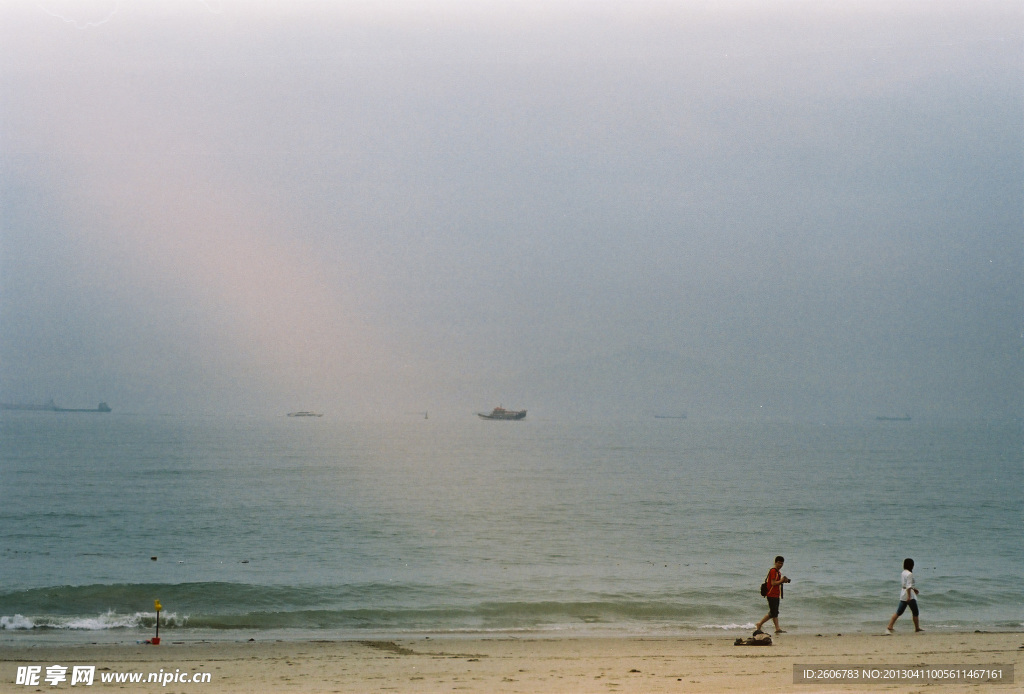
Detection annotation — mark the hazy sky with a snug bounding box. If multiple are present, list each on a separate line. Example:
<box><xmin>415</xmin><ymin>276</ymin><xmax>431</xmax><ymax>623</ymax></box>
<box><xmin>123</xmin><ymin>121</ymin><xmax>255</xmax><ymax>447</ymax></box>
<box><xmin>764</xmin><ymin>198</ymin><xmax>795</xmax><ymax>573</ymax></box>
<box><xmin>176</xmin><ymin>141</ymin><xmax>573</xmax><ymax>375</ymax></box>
<box><xmin>1</xmin><ymin>0</ymin><xmax>1021</xmax><ymax>420</ymax></box>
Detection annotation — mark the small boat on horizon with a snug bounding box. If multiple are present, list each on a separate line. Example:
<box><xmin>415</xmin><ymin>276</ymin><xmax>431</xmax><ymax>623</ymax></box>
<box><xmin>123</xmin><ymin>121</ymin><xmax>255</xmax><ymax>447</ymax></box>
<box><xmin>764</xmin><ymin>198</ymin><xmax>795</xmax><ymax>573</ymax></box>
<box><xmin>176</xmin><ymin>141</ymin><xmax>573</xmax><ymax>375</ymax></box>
<box><xmin>478</xmin><ymin>406</ymin><xmax>527</xmax><ymax>421</ymax></box>
<box><xmin>287</xmin><ymin>411</ymin><xmax>323</xmax><ymax>417</ymax></box>
<box><xmin>876</xmin><ymin>415</ymin><xmax>911</xmax><ymax>421</ymax></box>
<box><xmin>1</xmin><ymin>400</ymin><xmax>111</xmax><ymax>413</ymax></box>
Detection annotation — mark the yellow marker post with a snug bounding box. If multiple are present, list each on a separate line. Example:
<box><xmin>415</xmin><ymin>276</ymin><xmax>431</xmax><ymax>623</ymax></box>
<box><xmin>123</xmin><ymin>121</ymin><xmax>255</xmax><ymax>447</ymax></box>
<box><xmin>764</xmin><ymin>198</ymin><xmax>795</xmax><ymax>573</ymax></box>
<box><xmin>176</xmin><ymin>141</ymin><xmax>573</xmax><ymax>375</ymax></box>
<box><xmin>153</xmin><ymin>600</ymin><xmax>162</xmax><ymax>645</ymax></box>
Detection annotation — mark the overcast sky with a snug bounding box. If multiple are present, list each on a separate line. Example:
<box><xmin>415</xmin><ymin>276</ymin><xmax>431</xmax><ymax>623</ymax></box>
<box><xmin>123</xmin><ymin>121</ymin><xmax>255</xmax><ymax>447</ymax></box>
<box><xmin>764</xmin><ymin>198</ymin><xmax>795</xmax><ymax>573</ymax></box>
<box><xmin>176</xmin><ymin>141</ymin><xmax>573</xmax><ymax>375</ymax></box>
<box><xmin>1</xmin><ymin>0</ymin><xmax>1021</xmax><ymax>420</ymax></box>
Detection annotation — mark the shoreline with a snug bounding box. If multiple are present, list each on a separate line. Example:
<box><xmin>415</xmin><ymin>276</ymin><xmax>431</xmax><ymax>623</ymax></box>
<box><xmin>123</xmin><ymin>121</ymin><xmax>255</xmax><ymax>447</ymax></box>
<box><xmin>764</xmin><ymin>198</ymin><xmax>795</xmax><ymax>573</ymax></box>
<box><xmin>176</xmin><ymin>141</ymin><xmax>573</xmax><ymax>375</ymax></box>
<box><xmin>2</xmin><ymin>631</ymin><xmax>1020</xmax><ymax>693</ymax></box>
<box><xmin>4</xmin><ymin>624</ymin><xmax>1021</xmax><ymax>648</ymax></box>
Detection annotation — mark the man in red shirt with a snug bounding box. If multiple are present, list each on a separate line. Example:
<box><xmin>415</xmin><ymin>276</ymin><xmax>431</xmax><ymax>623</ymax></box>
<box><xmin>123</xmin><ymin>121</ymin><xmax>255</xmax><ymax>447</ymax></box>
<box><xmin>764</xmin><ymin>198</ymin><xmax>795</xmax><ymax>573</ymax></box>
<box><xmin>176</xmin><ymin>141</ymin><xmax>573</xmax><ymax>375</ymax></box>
<box><xmin>755</xmin><ymin>555</ymin><xmax>791</xmax><ymax>634</ymax></box>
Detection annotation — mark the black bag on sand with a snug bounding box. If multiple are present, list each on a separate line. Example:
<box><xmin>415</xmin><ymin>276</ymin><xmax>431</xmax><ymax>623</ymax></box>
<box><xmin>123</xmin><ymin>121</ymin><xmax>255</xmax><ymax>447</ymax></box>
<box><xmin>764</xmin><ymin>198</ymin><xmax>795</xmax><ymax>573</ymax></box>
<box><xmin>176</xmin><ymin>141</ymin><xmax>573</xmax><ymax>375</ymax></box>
<box><xmin>734</xmin><ymin>632</ymin><xmax>772</xmax><ymax>646</ymax></box>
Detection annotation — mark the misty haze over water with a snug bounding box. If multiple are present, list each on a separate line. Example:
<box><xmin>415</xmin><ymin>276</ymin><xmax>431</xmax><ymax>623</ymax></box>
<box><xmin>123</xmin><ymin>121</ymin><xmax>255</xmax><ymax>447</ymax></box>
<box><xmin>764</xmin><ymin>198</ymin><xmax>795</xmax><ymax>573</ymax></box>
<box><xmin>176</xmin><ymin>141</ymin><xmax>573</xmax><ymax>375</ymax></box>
<box><xmin>1</xmin><ymin>1</ymin><xmax>1021</xmax><ymax>421</ymax></box>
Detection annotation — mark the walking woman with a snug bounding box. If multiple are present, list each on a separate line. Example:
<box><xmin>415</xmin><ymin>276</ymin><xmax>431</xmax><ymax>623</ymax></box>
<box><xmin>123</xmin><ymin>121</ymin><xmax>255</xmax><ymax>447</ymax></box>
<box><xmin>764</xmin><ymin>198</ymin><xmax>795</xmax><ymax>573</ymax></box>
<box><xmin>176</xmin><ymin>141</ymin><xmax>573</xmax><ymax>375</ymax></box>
<box><xmin>886</xmin><ymin>558</ymin><xmax>922</xmax><ymax>634</ymax></box>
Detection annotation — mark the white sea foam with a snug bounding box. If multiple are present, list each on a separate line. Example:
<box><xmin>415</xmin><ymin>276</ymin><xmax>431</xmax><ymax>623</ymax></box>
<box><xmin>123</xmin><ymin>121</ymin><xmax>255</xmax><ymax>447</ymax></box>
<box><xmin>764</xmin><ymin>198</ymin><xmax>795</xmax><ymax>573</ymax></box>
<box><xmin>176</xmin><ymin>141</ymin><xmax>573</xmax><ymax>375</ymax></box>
<box><xmin>700</xmin><ymin>623</ymin><xmax>757</xmax><ymax>631</ymax></box>
<box><xmin>1</xmin><ymin>611</ymin><xmax>185</xmax><ymax>630</ymax></box>
<box><xmin>63</xmin><ymin>610</ymin><xmax>146</xmax><ymax>630</ymax></box>
<box><xmin>1</xmin><ymin>615</ymin><xmax>35</xmax><ymax>630</ymax></box>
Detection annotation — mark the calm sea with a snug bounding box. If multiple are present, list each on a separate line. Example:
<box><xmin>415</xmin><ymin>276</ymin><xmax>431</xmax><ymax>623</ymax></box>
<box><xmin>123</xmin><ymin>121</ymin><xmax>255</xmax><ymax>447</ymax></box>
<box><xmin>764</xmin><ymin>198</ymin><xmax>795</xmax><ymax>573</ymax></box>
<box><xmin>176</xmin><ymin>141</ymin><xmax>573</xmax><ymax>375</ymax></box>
<box><xmin>1</xmin><ymin>414</ymin><xmax>1021</xmax><ymax>642</ymax></box>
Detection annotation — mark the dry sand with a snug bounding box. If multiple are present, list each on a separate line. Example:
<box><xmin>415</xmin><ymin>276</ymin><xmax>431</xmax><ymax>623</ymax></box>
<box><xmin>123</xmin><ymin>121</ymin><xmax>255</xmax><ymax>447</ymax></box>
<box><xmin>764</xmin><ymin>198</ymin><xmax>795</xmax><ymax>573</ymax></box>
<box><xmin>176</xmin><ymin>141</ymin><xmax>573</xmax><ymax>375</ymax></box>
<box><xmin>2</xmin><ymin>632</ymin><xmax>1021</xmax><ymax>692</ymax></box>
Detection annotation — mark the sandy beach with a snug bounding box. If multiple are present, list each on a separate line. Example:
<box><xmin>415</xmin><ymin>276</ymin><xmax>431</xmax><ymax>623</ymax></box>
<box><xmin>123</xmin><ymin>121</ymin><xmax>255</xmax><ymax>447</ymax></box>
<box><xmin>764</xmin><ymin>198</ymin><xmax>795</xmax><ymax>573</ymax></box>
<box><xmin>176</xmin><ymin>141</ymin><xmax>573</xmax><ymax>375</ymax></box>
<box><xmin>2</xmin><ymin>632</ymin><xmax>1020</xmax><ymax>693</ymax></box>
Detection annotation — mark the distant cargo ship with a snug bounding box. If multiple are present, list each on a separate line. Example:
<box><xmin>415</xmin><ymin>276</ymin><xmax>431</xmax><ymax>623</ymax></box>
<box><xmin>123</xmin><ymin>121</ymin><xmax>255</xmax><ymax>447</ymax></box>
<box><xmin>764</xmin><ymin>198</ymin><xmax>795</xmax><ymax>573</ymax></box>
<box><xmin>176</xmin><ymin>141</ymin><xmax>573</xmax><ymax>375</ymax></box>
<box><xmin>1</xmin><ymin>400</ymin><xmax>111</xmax><ymax>413</ymax></box>
<box><xmin>287</xmin><ymin>411</ymin><xmax>323</xmax><ymax>417</ymax></box>
<box><xmin>876</xmin><ymin>415</ymin><xmax>911</xmax><ymax>421</ymax></box>
<box><xmin>478</xmin><ymin>406</ymin><xmax>526</xmax><ymax>420</ymax></box>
